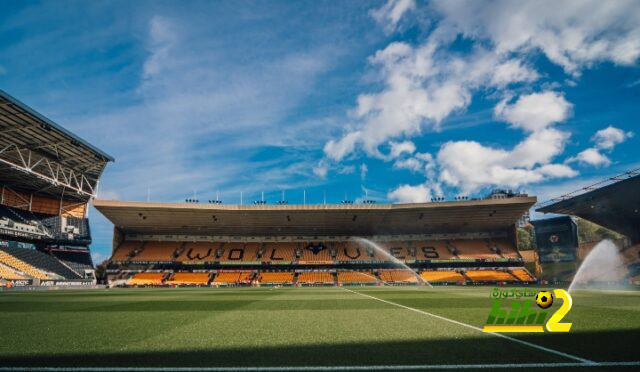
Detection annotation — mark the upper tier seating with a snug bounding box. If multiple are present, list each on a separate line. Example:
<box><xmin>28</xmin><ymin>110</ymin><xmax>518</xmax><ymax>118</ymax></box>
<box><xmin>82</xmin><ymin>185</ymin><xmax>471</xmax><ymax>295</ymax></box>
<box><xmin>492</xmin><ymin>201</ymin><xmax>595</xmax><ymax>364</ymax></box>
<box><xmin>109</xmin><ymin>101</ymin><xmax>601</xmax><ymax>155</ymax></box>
<box><xmin>420</xmin><ymin>270</ymin><xmax>465</xmax><ymax>283</ymax></box>
<box><xmin>258</xmin><ymin>272</ymin><xmax>294</xmax><ymax>284</ymax></box>
<box><xmin>335</xmin><ymin>243</ymin><xmax>375</xmax><ymax>261</ymax></box>
<box><xmin>0</xmin><ymin>247</ymin><xmax>80</xmax><ymax>279</ymax></box>
<box><xmin>128</xmin><ymin>272</ymin><xmax>165</xmax><ymax>285</ymax></box>
<box><xmin>212</xmin><ymin>272</ymin><xmax>252</xmax><ymax>284</ymax></box>
<box><xmin>465</xmin><ymin>270</ymin><xmax>517</xmax><ymax>282</ymax></box>
<box><xmin>337</xmin><ymin>271</ymin><xmax>377</xmax><ymax>283</ymax></box>
<box><xmin>299</xmin><ymin>243</ymin><xmax>333</xmax><ymax>264</ymax></box>
<box><xmin>491</xmin><ymin>239</ymin><xmax>520</xmax><ymax>259</ymax></box>
<box><xmin>166</xmin><ymin>272</ymin><xmax>210</xmax><ymax>285</ymax></box>
<box><xmin>178</xmin><ymin>242</ymin><xmax>219</xmax><ymax>262</ymax></box>
<box><xmin>262</xmin><ymin>243</ymin><xmax>296</xmax><ymax>262</ymax></box>
<box><xmin>372</xmin><ymin>242</ymin><xmax>411</xmax><ymax>262</ymax></box>
<box><xmin>0</xmin><ymin>262</ymin><xmax>27</xmax><ymax>280</ymax></box>
<box><xmin>413</xmin><ymin>241</ymin><xmax>457</xmax><ymax>260</ymax></box>
<box><xmin>0</xmin><ymin>250</ymin><xmax>53</xmax><ymax>279</ymax></box>
<box><xmin>218</xmin><ymin>243</ymin><xmax>259</xmax><ymax>262</ymax></box>
<box><xmin>511</xmin><ymin>268</ymin><xmax>536</xmax><ymax>282</ymax></box>
<box><xmin>453</xmin><ymin>240</ymin><xmax>501</xmax><ymax>260</ymax></box>
<box><xmin>111</xmin><ymin>241</ymin><xmax>143</xmax><ymax>261</ymax></box>
<box><xmin>297</xmin><ymin>272</ymin><xmax>334</xmax><ymax>284</ymax></box>
<box><xmin>379</xmin><ymin>270</ymin><xmax>418</xmax><ymax>283</ymax></box>
<box><xmin>134</xmin><ymin>241</ymin><xmax>181</xmax><ymax>261</ymax></box>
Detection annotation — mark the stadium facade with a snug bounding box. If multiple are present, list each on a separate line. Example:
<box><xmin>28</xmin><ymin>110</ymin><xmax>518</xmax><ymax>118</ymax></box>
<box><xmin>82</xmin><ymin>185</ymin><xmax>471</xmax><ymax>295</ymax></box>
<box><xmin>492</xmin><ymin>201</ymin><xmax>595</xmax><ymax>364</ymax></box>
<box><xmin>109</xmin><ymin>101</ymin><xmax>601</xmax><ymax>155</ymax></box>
<box><xmin>537</xmin><ymin>170</ymin><xmax>640</xmax><ymax>284</ymax></box>
<box><xmin>94</xmin><ymin>196</ymin><xmax>538</xmax><ymax>286</ymax></box>
<box><xmin>0</xmin><ymin>90</ymin><xmax>112</xmax><ymax>286</ymax></box>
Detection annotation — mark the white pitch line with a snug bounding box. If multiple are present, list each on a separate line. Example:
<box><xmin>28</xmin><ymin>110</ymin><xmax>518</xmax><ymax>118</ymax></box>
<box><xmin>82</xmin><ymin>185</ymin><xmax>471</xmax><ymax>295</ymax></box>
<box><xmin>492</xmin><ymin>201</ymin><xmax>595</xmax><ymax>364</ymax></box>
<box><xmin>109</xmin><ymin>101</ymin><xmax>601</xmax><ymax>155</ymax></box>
<box><xmin>342</xmin><ymin>288</ymin><xmax>596</xmax><ymax>365</ymax></box>
<box><xmin>2</xmin><ymin>362</ymin><xmax>640</xmax><ymax>371</ymax></box>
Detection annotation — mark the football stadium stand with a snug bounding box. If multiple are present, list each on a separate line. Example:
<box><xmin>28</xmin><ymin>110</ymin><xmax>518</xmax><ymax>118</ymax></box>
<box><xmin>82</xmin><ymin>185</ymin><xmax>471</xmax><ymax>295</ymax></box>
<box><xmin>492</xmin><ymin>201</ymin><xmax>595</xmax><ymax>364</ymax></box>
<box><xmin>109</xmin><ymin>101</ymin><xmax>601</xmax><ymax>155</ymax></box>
<box><xmin>337</xmin><ymin>271</ymin><xmax>377</xmax><ymax>283</ymax></box>
<box><xmin>258</xmin><ymin>272</ymin><xmax>294</xmax><ymax>284</ymax></box>
<box><xmin>95</xmin><ymin>192</ymin><xmax>541</xmax><ymax>287</ymax></box>
<box><xmin>166</xmin><ymin>272</ymin><xmax>210</xmax><ymax>285</ymax></box>
<box><xmin>128</xmin><ymin>272</ymin><xmax>165</xmax><ymax>285</ymax></box>
<box><xmin>297</xmin><ymin>271</ymin><xmax>334</xmax><ymax>284</ymax></box>
<box><xmin>464</xmin><ymin>269</ymin><xmax>518</xmax><ymax>283</ymax></box>
<box><xmin>420</xmin><ymin>270</ymin><xmax>465</xmax><ymax>283</ymax></box>
<box><xmin>0</xmin><ymin>90</ymin><xmax>113</xmax><ymax>286</ymax></box>
<box><xmin>213</xmin><ymin>271</ymin><xmax>252</xmax><ymax>284</ymax></box>
<box><xmin>379</xmin><ymin>270</ymin><xmax>419</xmax><ymax>283</ymax></box>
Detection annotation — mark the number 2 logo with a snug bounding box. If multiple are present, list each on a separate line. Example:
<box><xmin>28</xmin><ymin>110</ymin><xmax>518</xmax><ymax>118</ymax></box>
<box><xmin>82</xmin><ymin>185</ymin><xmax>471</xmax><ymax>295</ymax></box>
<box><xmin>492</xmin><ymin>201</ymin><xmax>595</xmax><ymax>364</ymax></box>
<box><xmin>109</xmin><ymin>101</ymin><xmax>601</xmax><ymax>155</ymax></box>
<box><xmin>546</xmin><ymin>289</ymin><xmax>572</xmax><ymax>332</ymax></box>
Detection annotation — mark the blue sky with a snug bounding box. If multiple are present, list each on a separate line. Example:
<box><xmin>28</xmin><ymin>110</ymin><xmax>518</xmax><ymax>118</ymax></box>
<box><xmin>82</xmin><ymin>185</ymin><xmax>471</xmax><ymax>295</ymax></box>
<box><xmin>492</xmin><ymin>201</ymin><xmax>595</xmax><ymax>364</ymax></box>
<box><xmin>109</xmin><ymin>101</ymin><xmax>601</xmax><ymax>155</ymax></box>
<box><xmin>1</xmin><ymin>0</ymin><xmax>639</xmax><ymax>263</ymax></box>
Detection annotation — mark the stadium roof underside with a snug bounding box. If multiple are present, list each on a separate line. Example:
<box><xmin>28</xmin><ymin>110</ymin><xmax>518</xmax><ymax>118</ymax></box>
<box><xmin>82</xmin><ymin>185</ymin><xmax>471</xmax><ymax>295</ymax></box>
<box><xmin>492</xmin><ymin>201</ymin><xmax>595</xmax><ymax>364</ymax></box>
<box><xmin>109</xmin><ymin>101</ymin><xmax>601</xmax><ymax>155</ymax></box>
<box><xmin>537</xmin><ymin>173</ymin><xmax>640</xmax><ymax>243</ymax></box>
<box><xmin>94</xmin><ymin>197</ymin><xmax>536</xmax><ymax>237</ymax></box>
<box><xmin>0</xmin><ymin>90</ymin><xmax>113</xmax><ymax>201</ymax></box>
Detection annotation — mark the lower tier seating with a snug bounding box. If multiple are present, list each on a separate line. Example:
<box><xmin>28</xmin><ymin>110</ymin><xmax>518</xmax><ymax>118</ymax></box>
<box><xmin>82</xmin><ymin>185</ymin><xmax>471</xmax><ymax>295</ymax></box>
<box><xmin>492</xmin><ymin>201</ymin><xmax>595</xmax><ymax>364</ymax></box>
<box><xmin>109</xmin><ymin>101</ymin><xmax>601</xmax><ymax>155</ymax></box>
<box><xmin>0</xmin><ymin>262</ymin><xmax>27</xmax><ymax>280</ymax></box>
<box><xmin>297</xmin><ymin>272</ymin><xmax>334</xmax><ymax>284</ymax></box>
<box><xmin>379</xmin><ymin>270</ymin><xmax>418</xmax><ymax>283</ymax></box>
<box><xmin>0</xmin><ymin>247</ymin><xmax>80</xmax><ymax>279</ymax></box>
<box><xmin>420</xmin><ymin>270</ymin><xmax>465</xmax><ymax>283</ymax></box>
<box><xmin>511</xmin><ymin>268</ymin><xmax>536</xmax><ymax>281</ymax></box>
<box><xmin>258</xmin><ymin>272</ymin><xmax>294</xmax><ymax>284</ymax></box>
<box><xmin>166</xmin><ymin>272</ymin><xmax>210</xmax><ymax>285</ymax></box>
<box><xmin>127</xmin><ymin>272</ymin><xmax>165</xmax><ymax>285</ymax></box>
<box><xmin>0</xmin><ymin>250</ymin><xmax>54</xmax><ymax>279</ymax></box>
<box><xmin>337</xmin><ymin>271</ymin><xmax>377</xmax><ymax>283</ymax></box>
<box><xmin>465</xmin><ymin>270</ymin><xmax>517</xmax><ymax>282</ymax></box>
<box><xmin>212</xmin><ymin>272</ymin><xmax>252</xmax><ymax>284</ymax></box>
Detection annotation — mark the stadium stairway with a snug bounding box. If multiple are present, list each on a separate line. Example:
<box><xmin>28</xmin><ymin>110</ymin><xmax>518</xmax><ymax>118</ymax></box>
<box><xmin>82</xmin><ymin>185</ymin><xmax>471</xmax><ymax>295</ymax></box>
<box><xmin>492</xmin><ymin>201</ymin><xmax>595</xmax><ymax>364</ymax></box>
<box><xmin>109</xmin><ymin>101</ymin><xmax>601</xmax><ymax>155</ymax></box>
<box><xmin>0</xmin><ymin>247</ymin><xmax>81</xmax><ymax>279</ymax></box>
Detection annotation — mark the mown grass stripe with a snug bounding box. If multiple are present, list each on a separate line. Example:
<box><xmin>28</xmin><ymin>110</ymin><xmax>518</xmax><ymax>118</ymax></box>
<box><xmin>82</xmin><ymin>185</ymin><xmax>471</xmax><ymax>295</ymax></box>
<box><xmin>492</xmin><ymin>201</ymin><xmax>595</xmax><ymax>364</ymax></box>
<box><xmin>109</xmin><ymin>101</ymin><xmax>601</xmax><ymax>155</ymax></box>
<box><xmin>1</xmin><ymin>361</ymin><xmax>640</xmax><ymax>371</ymax></box>
<box><xmin>342</xmin><ymin>288</ymin><xmax>596</xmax><ymax>365</ymax></box>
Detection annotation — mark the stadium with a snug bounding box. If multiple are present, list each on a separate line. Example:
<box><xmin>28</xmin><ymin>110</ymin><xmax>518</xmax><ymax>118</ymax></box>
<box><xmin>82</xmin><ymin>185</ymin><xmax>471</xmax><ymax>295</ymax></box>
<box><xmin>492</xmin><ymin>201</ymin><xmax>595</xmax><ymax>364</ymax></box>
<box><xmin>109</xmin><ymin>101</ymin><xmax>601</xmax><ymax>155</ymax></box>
<box><xmin>0</xmin><ymin>88</ymin><xmax>639</xmax><ymax>370</ymax></box>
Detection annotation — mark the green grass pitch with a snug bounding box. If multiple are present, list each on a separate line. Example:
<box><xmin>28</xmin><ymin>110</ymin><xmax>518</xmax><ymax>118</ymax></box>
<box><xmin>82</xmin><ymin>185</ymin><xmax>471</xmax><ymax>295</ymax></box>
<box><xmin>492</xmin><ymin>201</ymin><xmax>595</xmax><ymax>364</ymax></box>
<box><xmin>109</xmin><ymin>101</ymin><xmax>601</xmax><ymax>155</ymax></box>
<box><xmin>0</xmin><ymin>286</ymin><xmax>639</xmax><ymax>369</ymax></box>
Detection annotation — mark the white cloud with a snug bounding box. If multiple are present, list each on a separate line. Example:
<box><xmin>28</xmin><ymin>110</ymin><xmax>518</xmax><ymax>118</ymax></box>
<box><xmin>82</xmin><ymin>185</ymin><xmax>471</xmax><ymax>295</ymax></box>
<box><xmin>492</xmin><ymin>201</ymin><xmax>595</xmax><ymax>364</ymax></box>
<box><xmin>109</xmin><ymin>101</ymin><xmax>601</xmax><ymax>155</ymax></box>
<box><xmin>566</xmin><ymin>125</ymin><xmax>633</xmax><ymax>167</ymax></box>
<box><xmin>436</xmin><ymin>91</ymin><xmax>577</xmax><ymax>193</ymax></box>
<box><xmin>494</xmin><ymin>91</ymin><xmax>572</xmax><ymax>132</ymax></box>
<box><xmin>324</xmin><ymin>41</ymin><xmax>539</xmax><ymax>161</ymax></box>
<box><xmin>387</xmin><ymin>183</ymin><xmax>431</xmax><ymax>203</ymax></box>
<box><xmin>567</xmin><ymin>148</ymin><xmax>611</xmax><ymax>167</ymax></box>
<box><xmin>370</xmin><ymin>0</ymin><xmax>416</xmax><ymax>32</ymax></box>
<box><xmin>432</xmin><ymin>0</ymin><xmax>640</xmax><ymax>75</ymax></box>
<box><xmin>360</xmin><ymin>163</ymin><xmax>368</xmax><ymax>180</ymax></box>
<box><xmin>313</xmin><ymin>161</ymin><xmax>329</xmax><ymax>178</ymax></box>
<box><xmin>593</xmin><ymin>125</ymin><xmax>634</xmax><ymax>150</ymax></box>
<box><xmin>389</xmin><ymin>140</ymin><xmax>416</xmax><ymax>158</ymax></box>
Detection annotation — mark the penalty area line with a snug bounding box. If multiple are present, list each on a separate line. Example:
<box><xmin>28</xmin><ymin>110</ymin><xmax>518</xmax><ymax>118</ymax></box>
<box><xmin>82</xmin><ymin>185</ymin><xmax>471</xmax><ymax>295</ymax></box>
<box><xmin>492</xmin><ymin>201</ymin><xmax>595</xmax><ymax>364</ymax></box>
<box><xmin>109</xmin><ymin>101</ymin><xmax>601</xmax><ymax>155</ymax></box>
<box><xmin>341</xmin><ymin>288</ymin><xmax>596</xmax><ymax>365</ymax></box>
<box><xmin>2</xmin><ymin>362</ymin><xmax>640</xmax><ymax>371</ymax></box>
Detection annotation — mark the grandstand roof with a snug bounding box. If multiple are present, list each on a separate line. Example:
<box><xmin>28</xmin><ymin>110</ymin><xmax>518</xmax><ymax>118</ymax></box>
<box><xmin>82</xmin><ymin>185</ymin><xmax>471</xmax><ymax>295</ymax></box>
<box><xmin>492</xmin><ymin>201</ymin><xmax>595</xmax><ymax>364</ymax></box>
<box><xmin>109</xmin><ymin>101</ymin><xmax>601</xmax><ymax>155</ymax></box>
<box><xmin>0</xmin><ymin>90</ymin><xmax>113</xmax><ymax>200</ymax></box>
<box><xmin>93</xmin><ymin>196</ymin><xmax>536</xmax><ymax>236</ymax></box>
<box><xmin>537</xmin><ymin>172</ymin><xmax>640</xmax><ymax>243</ymax></box>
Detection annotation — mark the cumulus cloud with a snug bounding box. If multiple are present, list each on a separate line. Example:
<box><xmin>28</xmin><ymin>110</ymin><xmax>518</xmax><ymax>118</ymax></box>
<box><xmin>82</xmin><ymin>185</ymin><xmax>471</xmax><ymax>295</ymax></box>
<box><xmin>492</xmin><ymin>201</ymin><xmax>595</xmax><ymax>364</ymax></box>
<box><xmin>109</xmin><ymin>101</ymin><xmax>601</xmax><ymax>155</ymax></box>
<box><xmin>566</xmin><ymin>125</ymin><xmax>633</xmax><ymax>167</ymax></box>
<box><xmin>321</xmin><ymin>0</ymin><xmax>639</xmax><ymax>194</ymax></box>
<box><xmin>567</xmin><ymin>148</ymin><xmax>611</xmax><ymax>167</ymax></box>
<box><xmin>370</xmin><ymin>0</ymin><xmax>415</xmax><ymax>32</ymax></box>
<box><xmin>437</xmin><ymin>91</ymin><xmax>576</xmax><ymax>193</ymax></box>
<box><xmin>323</xmin><ymin>41</ymin><xmax>539</xmax><ymax>161</ymax></box>
<box><xmin>389</xmin><ymin>140</ymin><xmax>416</xmax><ymax>158</ymax></box>
<box><xmin>432</xmin><ymin>0</ymin><xmax>640</xmax><ymax>75</ymax></box>
<box><xmin>387</xmin><ymin>183</ymin><xmax>431</xmax><ymax>203</ymax></box>
<box><xmin>593</xmin><ymin>125</ymin><xmax>634</xmax><ymax>150</ymax></box>
<box><xmin>494</xmin><ymin>91</ymin><xmax>572</xmax><ymax>132</ymax></box>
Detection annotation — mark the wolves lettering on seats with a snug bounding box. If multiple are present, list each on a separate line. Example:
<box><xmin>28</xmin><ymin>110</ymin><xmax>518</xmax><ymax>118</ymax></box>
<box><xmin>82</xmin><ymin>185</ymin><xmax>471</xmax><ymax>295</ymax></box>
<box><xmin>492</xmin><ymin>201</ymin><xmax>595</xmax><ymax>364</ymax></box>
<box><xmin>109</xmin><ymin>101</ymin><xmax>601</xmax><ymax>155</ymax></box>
<box><xmin>187</xmin><ymin>248</ymin><xmax>212</xmax><ymax>260</ymax></box>
<box><xmin>343</xmin><ymin>247</ymin><xmax>361</xmax><ymax>259</ymax></box>
<box><xmin>227</xmin><ymin>248</ymin><xmax>244</xmax><ymax>260</ymax></box>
